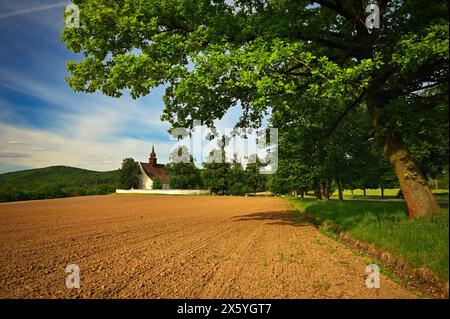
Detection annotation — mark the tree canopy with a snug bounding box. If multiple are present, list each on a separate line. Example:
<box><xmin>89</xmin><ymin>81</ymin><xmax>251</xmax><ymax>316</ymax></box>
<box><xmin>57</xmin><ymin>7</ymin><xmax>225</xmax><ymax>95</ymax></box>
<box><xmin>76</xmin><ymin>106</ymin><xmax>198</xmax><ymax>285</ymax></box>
<box><xmin>119</xmin><ymin>158</ymin><xmax>141</xmax><ymax>189</ymax></box>
<box><xmin>63</xmin><ymin>0</ymin><xmax>449</xmax><ymax>217</ymax></box>
<box><xmin>165</xmin><ymin>146</ymin><xmax>203</xmax><ymax>189</ymax></box>
<box><xmin>152</xmin><ymin>176</ymin><xmax>163</xmax><ymax>189</ymax></box>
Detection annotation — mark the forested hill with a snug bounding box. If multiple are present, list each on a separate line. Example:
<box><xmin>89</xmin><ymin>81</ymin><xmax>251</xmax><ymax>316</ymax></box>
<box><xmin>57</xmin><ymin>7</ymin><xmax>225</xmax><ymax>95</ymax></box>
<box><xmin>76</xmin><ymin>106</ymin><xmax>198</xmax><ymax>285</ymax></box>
<box><xmin>0</xmin><ymin>166</ymin><xmax>120</xmax><ymax>202</ymax></box>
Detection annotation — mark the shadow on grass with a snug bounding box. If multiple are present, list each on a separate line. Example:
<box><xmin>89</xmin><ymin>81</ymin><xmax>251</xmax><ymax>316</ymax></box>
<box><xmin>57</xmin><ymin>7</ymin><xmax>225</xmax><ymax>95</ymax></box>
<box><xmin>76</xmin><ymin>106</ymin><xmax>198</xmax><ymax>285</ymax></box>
<box><xmin>290</xmin><ymin>198</ymin><xmax>449</xmax><ymax>282</ymax></box>
<box><xmin>293</xmin><ymin>199</ymin><xmax>411</xmax><ymax>232</ymax></box>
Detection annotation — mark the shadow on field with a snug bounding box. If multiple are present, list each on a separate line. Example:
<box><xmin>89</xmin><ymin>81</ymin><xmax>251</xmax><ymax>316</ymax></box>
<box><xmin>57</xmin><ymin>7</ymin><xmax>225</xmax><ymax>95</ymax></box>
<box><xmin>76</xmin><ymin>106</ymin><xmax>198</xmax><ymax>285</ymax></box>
<box><xmin>231</xmin><ymin>210</ymin><xmax>310</xmax><ymax>226</ymax></box>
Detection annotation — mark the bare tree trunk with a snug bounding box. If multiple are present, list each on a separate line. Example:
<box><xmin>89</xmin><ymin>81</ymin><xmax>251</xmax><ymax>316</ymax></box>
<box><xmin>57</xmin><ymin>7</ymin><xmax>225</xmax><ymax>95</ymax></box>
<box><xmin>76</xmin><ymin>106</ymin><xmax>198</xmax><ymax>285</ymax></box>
<box><xmin>324</xmin><ymin>180</ymin><xmax>332</xmax><ymax>200</ymax></box>
<box><xmin>367</xmin><ymin>89</ymin><xmax>440</xmax><ymax>218</ymax></box>
<box><xmin>363</xmin><ymin>188</ymin><xmax>366</xmax><ymax>197</ymax></box>
<box><xmin>338</xmin><ymin>179</ymin><xmax>344</xmax><ymax>202</ymax></box>
<box><xmin>382</xmin><ymin>135</ymin><xmax>440</xmax><ymax>217</ymax></box>
<box><xmin>320</xmin><ymin>182</ymin><xmax>327</xmax><ymax>200</ymax></box>
<box><xmin>315</xmin><ymin>183</ymin><xmax>323</xmax><ymax>200</ymax></box>
<box><xmin>381</xmin><ymin>186</ymin><xmax>384</xmax><ymax>198</ymax></box>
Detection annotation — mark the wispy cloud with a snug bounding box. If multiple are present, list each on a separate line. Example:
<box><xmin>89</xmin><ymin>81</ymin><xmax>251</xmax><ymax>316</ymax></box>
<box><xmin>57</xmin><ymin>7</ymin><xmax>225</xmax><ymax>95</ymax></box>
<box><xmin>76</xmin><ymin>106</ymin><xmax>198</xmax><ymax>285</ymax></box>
<box><xmin>0</xmin><ymin>2</ymin><xmax>68</xmax><ymax>21</ymax></box>
<box><xmin>5</xmin><ymin>140</ymin><xmax>29</xmax><ymax>145</ymax></box>
<box><xmin>0</xmin><ymin>64</ymin><xmax>170</xmax><ymax>136</ymax></box>
<box><xmin>0</xmin><ymin>152</ymin><xmax>31</xmax><ymax>158</ymax></box>
<box><xmin>0</xmin><ymin>123</ymin><xmax>173</xmax><ymax>171</ymax></box>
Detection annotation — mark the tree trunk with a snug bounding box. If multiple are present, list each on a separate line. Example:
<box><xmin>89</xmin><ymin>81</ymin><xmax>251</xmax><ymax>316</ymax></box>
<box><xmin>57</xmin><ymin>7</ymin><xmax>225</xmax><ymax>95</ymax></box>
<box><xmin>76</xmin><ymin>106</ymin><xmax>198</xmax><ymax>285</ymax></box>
<box><xmin>300</xmin><ymin>189</ymin><xmax>304</xmax><ymax>199</ymax></box>
<box><xmin>324</xmin><ymin>180</ymin><xmax>332</xmax><ymax>200</ymax></box>
<box><xmin>320</xmin><ymin>182</ymin><xmax>327</xmax><ymax>200</ymax></box>
<box><xmin>381</xmin><ymin>186</ymin><xmax>384</xmax><ymax>198</ymax></box>
<box><xmin>363</xmin><ymin>188</ymin><xmax>366</xmax><ymax>197</ymax></box>
<box><xmin>367</xmin><ymin>89</ymin><xmax>440</xmax><ymax>218</ymax></box>
<box><xmin>338</xmin><ymin>179</ymin><xmax>344</xmax><ymax>202</ymax></box>
<box><xmin>382</xmin><ymin>135</ymin><xmax>440</xmax><ymax>217</ymax></box>
<box><xmin>315</xmin><ymin>182</ymin><xmax>323</xmax><ymax>200</ymax></box>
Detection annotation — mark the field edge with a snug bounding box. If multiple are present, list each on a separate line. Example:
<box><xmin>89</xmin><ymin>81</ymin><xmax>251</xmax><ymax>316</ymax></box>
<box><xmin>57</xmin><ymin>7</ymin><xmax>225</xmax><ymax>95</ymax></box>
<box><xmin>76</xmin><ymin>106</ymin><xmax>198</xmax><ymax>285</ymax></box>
<box><xmin>286</xmin><ymin>197</ymin><xmax>449</xmax><ymax>299</ymax></box>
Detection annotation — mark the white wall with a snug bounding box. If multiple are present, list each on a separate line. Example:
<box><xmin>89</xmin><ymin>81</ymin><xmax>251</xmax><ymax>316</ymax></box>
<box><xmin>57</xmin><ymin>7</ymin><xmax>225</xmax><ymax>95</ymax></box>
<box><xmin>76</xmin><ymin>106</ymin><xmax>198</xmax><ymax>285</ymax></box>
<box><xmin>138</xmin><ymin>163</ymin><xmax>153</xmax><ymax>190</ymax></box>
<box><xmin>116</xmin><ymin>189</ymin><xmax>210</xmax><ymax>195</ymax></box>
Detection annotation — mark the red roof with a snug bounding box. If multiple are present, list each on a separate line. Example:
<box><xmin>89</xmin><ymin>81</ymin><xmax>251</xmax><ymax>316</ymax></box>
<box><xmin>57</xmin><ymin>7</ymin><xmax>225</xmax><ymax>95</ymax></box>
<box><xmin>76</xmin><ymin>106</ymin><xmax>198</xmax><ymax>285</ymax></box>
<box><xmin>140</xmin><ymin>163</ymin><xmax>169</xmax><ymax>184</ymax></box>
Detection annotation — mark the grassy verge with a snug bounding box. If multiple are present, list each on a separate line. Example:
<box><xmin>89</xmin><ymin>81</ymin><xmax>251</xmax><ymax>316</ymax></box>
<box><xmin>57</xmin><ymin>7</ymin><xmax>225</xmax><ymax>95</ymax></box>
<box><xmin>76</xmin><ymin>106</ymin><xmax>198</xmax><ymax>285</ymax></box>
<box><xmin>289</xmin><ymin>197</ymin><xmax>449</xmax><ymax>282</ymax></box>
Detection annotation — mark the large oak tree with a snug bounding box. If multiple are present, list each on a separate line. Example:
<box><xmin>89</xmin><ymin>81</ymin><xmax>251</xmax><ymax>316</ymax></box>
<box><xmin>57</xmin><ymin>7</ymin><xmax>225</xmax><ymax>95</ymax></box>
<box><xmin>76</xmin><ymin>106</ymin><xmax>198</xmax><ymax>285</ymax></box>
<box><xmin>63</xmin><ymin>0</ymin><xmax>448</xmax><ymax>218</ymax></box>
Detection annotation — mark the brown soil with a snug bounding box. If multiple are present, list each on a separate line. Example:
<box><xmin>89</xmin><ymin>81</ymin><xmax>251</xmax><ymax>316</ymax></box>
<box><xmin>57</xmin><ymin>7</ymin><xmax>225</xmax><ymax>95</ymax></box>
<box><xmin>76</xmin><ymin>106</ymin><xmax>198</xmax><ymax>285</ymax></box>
<box><xmin>0</xmin><ymin>195</ymin><xmax>417</xmax><ymax>298</ymax></box>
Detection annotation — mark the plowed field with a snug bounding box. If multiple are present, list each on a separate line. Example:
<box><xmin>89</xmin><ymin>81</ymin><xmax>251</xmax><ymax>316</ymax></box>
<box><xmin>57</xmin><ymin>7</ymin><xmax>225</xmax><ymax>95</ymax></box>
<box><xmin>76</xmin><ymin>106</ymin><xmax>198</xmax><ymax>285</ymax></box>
<box><xmin>0</xmin><ymin>195</ymin><xmax>416</xmax><ymax>298</ymax></box>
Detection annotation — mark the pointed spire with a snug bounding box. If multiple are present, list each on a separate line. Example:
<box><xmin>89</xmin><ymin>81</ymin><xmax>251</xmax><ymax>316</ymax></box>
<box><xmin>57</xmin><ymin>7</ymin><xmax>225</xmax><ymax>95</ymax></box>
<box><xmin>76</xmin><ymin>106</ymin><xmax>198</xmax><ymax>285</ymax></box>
<box><xmin>149</xmin><ymin>145</ymin><xmax>157</xmax><ymax>166</ymax></box>
<box><xmin>150</xmin><ymin>145</ymin><xmax>156</xmax><ymax>157</ymax></box>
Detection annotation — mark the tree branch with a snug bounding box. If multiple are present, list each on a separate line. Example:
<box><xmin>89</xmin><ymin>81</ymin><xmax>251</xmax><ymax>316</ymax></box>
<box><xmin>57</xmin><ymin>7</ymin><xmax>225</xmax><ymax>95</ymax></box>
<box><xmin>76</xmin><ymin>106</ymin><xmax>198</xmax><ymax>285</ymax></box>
<box><xmin>322</xmin><ymin>90</ymin><xmax>366</xmax><ymax>138</ymax></box>
<box><xmin>313</xmin><ymin>0</ymin><xmax>354</xmax><ymax>21</ymax></box>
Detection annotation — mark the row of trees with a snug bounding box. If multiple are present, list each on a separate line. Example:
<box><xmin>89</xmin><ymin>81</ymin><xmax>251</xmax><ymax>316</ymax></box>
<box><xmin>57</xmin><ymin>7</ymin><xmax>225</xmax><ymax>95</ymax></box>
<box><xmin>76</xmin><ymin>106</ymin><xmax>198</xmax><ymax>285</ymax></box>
<box><xmin>269</xmin><ymin>86</ymin><xmax>448</xmax><ymax>203</ymax></box>
<box><xmin>165</xmin><ymin>147</ymin><xmax>267</xmax><ymax>195</ymax></box>
<box><xmin>269</xmin><ymin>102</ymin><xmax>400</xmax><ymax>200</ymax></box>
<box><xmin>202</xmin><ymin>156</ymin><xmax>266</xmax><ymax>196</ymax></box>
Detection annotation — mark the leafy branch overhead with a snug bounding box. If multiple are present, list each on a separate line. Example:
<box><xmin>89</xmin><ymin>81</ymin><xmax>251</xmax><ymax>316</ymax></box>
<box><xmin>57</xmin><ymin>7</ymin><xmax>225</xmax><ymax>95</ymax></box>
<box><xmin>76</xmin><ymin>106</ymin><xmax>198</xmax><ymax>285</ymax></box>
<box><xmin>64</xmin><ymin>1</ymin><xmax>445</xmax><ymax>127</ymax></box>
<box><xmin>63</xmin><ymin>0</ymin><xmax>449</xmax><ymax>218</ymax></box>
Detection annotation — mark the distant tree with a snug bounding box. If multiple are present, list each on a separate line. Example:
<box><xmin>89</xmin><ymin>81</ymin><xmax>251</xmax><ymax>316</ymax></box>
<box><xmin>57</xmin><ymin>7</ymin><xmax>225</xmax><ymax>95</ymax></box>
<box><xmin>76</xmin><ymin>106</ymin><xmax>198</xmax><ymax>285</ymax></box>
<box><xmin>285</xmin><ymin>161</ymin><xmax>310</xmax><ymax>198</ymax></box>
<box><xmin>245</xmin><ymin>155</ymin><xmax>266</xmax><ymax>195</ymax></box>
<box><xmin>229</xmin><ymin>161</ymin><xmax>249</xmax><ymax>196</ymax></box>
<box><xmin>351</xmin><ymin>139</ymin><xmax>399</xmax><ymax>198</ymax></box>
<box><xmin>201</xmin><ymin>135</ymin><xmax>235</xmax><ymax>195</ymax></box>
<box><xmin>228</xmin><ymin>182</ymin><xmax>248</xmax><ymax>196</ymax></box>
<box><xmin>152</xmin><ymin>176</ymin><xmax>162</xmax><ymax>189</ymax></box>
<box><xmin>379</xmin><ymin>170</ymin><xmax>399</xmax><ymax>199</ymax></box>
<box><xmin>269</xmin><ymin>173</ymin><xmax>290</xmax><ymax>195</ymax></box>
<box><xmin>202</xmin><ymin>161</ymin><xmax>231</xmax><ymax>195</ymax></box>
<box><xmin>269</xmin><ymin>159</ymin><xmax>310</xmax><ymax>196</ymax></box>
<box><xmin>165</xmin><ymin>146</ymin><xmax>202</xmax><ymax>189</ymax></box>
<box><xmin>119</xmin><ymin>158</ymin><xmax>141</xmax><ymax>189</ymax></box>
<box><xmin>166</xmin><ymin>162</ymin><xmax>202</xmax><ymax>189</ymax></box>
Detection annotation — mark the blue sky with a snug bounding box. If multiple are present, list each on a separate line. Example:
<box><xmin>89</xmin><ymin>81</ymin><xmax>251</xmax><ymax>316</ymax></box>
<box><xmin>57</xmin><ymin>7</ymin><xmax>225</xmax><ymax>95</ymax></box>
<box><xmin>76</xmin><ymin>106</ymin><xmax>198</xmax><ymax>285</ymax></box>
<box><xmin>0</xmin><ymin>0</ymin><xmax>245</xmax><ymax>173</ymax></box>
